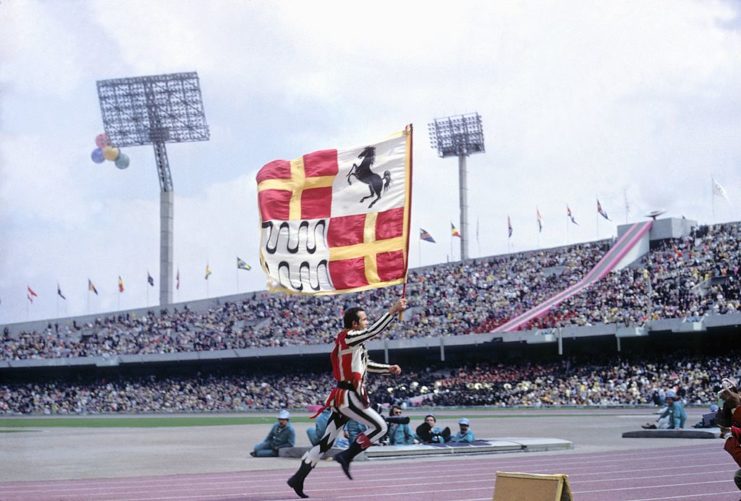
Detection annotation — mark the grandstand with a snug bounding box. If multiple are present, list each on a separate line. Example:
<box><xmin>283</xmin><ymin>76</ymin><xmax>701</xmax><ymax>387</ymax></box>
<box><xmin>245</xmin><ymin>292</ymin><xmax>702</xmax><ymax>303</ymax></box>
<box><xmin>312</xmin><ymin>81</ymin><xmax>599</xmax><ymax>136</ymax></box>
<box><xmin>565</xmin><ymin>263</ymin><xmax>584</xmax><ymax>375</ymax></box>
<box><xmin>1</xmin><ymin>218</ymin><xmax>739</xmax><ymax>415</ymax></box>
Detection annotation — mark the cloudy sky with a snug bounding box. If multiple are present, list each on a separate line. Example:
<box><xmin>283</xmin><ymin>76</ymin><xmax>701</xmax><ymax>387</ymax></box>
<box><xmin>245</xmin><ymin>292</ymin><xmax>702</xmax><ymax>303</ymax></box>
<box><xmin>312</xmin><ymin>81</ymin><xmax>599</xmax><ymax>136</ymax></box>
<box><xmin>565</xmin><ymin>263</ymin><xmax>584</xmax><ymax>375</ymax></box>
<box><xmin>1</xmin><ymin>0</ymin><xmax>739</xmax><ymax>325</ymax></box>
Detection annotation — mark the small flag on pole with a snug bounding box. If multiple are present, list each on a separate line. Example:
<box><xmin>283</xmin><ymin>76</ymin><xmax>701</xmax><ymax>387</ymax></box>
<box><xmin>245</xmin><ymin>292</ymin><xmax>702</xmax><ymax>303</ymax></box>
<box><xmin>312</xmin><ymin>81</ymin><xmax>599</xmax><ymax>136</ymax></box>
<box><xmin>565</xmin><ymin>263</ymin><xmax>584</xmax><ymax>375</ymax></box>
<box><xmin>597</xmin><ymin>199</ymin><xmax>611</xmax><ymax>221</ymax></box>
<box><xmin>567</xmin><ymin>205</ymin><xmax>579</xmax><ymax>225</ymax></box>
<box><xmin>536</xmin><ymin>207</ymin><xmax>543</xmax><ymax>233</ymax></box>
<box><xmin>27</xmin><ymin>285</ymin><xmax>38</xmax><ymax>298</ymax></box>
<box><xmin>147</xmin><ymin>272</ymin><xmax>155</xmax><ymax>286</ymax></box>
<box><xmin>712</xmin><ymin>177</ymin><xmax>729</xmax><ymax>201</ymax></box>
<box><xmin>57</xmin><ymin>284</ymin><xmax>66</xmax><ymax>300</ymax></box>
<box><xmin>118</xmin><ymin>276</ymin><xmax>125</xmax><ymax>293</ymax></box>
<box><xmin>450</xmin><ymin>222</ymin><xmax>461</xmax><ymax>238</ymax></box>
<box><xmin>88</xmin><ymin>279</ymin><xmax>98</xmax><ymax>295</ymax></box>
<box><xmin>176</xmin><ymin>269</ymin><xmax>180</xmax><ymax>290</ymax></box>
<box><xmin>237</xmin><ymin>257</ymin><xmax>252</xmax><ymax>271</ymax></box>
<box><xmin>420</xmin><ymin>228</ymin><xmax>436</xmax><ymax>243</ymax></box>
<box><xmin>507</xmin><ymin>215</ymin><xmax>513</xmax><ymax>238</ymax></box>
<box><xmin>205</xmin><ymin>264</ymin><xmax>212</xmax><ymax>280</ymax></box>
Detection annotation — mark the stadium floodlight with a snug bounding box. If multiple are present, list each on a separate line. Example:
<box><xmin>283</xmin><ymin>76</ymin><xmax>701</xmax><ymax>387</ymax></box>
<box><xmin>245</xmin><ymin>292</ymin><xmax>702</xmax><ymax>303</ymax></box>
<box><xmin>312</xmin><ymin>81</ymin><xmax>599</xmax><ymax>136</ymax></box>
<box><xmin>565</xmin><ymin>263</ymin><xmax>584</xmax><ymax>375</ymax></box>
<box><xmin>97</xmin><ymin>72</ymin><xmax>210</xmax><ymax>306</ymax></box>
<box><xmin>428</xmin><ymin>113</ymin><xmax>485</xmax><ymax>260</ymax></box>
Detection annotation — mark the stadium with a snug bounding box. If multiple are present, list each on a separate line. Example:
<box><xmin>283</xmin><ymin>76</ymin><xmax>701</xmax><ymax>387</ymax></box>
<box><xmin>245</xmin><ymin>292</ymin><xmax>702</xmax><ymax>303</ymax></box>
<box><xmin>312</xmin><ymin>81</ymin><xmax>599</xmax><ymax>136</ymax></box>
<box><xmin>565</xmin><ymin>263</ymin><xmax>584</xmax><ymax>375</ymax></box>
<box><xmin>3</xmin><ymin>2</ymin><xmax>741</xmax><ymax>500</ymax></box>
<box><xmin>2</xmin><ymin>215</ymin><xmax>740</xmax><ymax>499</ymax></box>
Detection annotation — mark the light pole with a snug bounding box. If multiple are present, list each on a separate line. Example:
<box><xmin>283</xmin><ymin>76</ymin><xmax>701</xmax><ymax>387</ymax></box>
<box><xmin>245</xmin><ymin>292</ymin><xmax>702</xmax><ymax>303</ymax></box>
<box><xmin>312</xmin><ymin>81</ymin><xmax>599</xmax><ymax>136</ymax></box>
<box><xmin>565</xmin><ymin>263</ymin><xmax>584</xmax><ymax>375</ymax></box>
<box><xmin>428</xmin><ymin>113</ymin><xmax>485</xmax><ymax>260</ymax></box>
<box><xmin>97</xmin><ymin>72</ymin><xmax>210</xmax><ymax>306</ymax></box>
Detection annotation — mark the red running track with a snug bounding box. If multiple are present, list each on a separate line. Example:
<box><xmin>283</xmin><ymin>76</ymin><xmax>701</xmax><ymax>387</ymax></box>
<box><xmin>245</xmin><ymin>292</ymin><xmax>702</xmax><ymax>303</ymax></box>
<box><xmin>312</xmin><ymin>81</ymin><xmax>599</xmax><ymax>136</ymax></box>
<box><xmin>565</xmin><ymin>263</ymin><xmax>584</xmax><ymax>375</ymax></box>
<box><xmin>1</xmin><ymin>444</ymin><xmax>739</xmax><ymax>501</ymax></box>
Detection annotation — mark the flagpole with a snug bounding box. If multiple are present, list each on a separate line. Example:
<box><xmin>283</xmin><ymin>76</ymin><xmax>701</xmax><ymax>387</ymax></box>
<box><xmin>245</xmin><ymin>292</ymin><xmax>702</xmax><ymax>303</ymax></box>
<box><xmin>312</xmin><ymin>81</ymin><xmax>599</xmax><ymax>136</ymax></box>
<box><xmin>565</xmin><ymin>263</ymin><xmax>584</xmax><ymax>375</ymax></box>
<box><xmin>146</xmin><ymin>284</ymin><xmax>149</xmax><ymax>307</ymax></box>
<box><xmin>236</xmin><ymin>268</ymin><xmax>240</xmax><ymax>293</ymax></box>
<box><xmin>476</xmin><ymin>216</ymin><xmax>480</xmax><ymax>257</ymax></box>
<box><xmin>595</xmin><ymin>201</ymin><xmax>599</xmax><ymax>239</ymax></box>
<box><xmin>711</xmin><ymin>176</ymin><xmax>715</xmax><ymax>220</ymax></box>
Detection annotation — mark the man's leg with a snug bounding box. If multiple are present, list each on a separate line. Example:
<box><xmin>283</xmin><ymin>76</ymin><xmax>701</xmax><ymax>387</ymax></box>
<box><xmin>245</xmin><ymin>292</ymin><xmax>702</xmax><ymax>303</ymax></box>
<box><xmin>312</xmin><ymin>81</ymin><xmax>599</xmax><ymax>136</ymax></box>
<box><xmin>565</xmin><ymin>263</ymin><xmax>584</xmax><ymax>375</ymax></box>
<box><xmin>332</xmin><ymin>393</ymin><xmax>387</xmax><ymax>480</ymax></box>
<box><xmin>251</xmin><ymin>441</ymin><xmax>271</xmax><ymax>457</ymax></box>
<box><xmin>287</xmin><ymin>410</ymin><xmax>348</xmax><ymax>498</ymax></box>
<box><xmin>306</xmin><ymin>428</ymin><xmax>319</xmax><ymax>446</ymax></box>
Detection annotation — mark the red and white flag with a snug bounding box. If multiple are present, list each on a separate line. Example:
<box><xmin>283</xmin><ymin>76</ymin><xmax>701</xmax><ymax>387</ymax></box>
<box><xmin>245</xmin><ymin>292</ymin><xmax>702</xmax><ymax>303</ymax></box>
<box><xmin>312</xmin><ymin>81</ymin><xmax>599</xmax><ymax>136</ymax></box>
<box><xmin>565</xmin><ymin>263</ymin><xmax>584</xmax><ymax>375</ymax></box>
<box><xmin>256</xmin><ymin>127</ymin><xmax>413</xmax><ymax>294</ymax></box>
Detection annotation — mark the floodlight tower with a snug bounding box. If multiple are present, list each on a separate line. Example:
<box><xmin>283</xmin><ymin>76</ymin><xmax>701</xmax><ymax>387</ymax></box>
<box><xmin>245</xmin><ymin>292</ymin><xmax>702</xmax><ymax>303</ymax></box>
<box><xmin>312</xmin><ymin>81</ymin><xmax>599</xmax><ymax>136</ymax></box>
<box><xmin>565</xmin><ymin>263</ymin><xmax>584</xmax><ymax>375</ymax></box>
<box><xmin>97</xmin><ymin>72</ymin><xmax>210</xmax><ymax>306</ymax></box>
<box><xmin>428</xmin><ymin>113</ymin><xmax>485</xmax><ymax>260</ymax></box>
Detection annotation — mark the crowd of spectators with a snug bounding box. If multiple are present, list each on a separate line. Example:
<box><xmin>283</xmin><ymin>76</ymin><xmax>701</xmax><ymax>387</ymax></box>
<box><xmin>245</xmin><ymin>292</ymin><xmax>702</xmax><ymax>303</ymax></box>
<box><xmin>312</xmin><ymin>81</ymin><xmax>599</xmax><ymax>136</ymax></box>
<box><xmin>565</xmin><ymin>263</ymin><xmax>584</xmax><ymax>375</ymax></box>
<box><xmin>1</xmin><ymin>353</ymin><xmax>737</xmax><ymax>415</ymax></box>
<box><xmin>1</xmin><ymin>222</ymin><xmax>738</xmax><ymax>361</ymax></box>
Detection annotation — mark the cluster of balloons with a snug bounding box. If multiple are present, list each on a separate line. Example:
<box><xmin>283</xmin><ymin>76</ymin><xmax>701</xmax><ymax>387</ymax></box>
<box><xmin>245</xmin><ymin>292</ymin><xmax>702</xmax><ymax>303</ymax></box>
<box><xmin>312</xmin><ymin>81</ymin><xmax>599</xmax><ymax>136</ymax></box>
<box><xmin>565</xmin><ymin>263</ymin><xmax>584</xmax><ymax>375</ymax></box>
<box><xmin>91</xmin><ymin>133</ymin><xmax>130</xmax><ymax>169</ymax></box>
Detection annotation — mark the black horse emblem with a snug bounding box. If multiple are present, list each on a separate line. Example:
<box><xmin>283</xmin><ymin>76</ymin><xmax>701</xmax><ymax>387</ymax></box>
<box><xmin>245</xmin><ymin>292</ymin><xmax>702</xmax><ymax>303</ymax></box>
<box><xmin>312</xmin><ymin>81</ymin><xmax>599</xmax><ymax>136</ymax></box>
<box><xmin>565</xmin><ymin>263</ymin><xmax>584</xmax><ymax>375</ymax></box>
<box><xmin>346</xmin><ymin>146</ymin><xmax>391</xmax><ymax>208</ymax></box>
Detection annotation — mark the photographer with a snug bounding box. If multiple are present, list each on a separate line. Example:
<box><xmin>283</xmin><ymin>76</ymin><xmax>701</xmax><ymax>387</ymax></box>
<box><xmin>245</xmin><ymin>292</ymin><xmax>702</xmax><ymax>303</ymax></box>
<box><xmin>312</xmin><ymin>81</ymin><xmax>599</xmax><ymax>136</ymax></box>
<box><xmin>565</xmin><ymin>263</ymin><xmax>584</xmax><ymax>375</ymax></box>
<box><xmin>384</xmin><ymin>405</ymin><xmax>415</xmax><ymax>445</ymax></box>
<box><xmin>415</xmin><ymin>414</ymin><xmax>451</xmax><ymax>444</ymax></box>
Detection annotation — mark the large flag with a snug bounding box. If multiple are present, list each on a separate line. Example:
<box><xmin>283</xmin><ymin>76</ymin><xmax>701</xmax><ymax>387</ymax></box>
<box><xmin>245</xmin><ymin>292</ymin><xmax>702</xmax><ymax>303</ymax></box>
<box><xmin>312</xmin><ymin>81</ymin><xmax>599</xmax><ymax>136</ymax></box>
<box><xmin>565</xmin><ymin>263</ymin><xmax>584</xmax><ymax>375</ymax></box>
<box><xmin>57</xmin><ymin>283</ymin><xmax>66</xmax><ymax>300</ymax></box>
<box><xmin>567</xmin><ymin>205</ymin><xmax>579</xmax><ymax>225</ymax></box>
<box><xmin>713</xmin><ymin>177</ymin><xmax>729</xmax><ymax>201</ymax></box>
<box><xmin>257</xmin><ymin>127</ymin><xmax>413</xmax><ymax>294</ymax></box>
<box><xmin>536</xmin><ymin>207</ymin><xmax>543</xmax><ymax>233</ymax></box>
<box><xmin>88</xmin><ymin>279</ymin><xmax>98</xmax><ymax>295</ymax></box>
<box><xmin>205</xmin><ymin>264</ymin><xmax>212</xmax><ymax>280</ymax></box>
<box><xmin>597</xmin><ymin>199</ymin><xmax>611</xmax><ymax>221</ymax></box>
<box><xmin>419</xmin><ymin>228</ymin><xmax>436</xmax><ymax>243</ymax></box>
<box><xmin>507</xmin><ymin>215</ymin><xmax>513</xmax><ymax>238</ymax></box>
<box><xmin>450</xmin><ymin>222</ymin><xmax>461</xmax><ymax>238</ymax></box>
<box><xmin>147</xmin><ymin>272</ymin><xmax>155</xmax><ymax>287</ymax></box>
<box><xmin>118</xmin><ymin>276</ymin><xmax>125</xmax><ymax>293</ymax></box>
<box><xmin>237</xmin><ymin>257</ymin><xmax>252</xmax><ymax>271</ymax></box>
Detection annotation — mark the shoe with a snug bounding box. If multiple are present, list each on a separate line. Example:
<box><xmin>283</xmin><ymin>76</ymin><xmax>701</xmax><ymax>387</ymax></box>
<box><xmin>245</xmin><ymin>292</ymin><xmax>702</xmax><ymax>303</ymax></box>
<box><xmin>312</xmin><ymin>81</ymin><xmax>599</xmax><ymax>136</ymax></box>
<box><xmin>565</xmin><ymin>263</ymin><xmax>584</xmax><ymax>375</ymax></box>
<box><xmin>287</xmin><ymin>461</ymin><xmax>312</xmax><ymax>498</ymax></box>
<box><xmin>249</xmin><ymin>451</ymin><xmax>256</xmax><ymax>457</ymax></box>
<box><xmin>334</xmin><ymin>450</ymin><xmax>353</xmax><ymax>480</ymax></box>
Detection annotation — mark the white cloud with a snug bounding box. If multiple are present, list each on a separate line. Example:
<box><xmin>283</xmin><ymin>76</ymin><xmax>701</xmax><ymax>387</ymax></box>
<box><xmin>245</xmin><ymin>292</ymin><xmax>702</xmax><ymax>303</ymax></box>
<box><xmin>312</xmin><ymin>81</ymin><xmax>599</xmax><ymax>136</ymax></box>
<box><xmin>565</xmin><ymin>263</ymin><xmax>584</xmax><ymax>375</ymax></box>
<box><xmin>1</xmin><ymin>0</ymin><xmax>740</xmax><ymax>323</ymax></box>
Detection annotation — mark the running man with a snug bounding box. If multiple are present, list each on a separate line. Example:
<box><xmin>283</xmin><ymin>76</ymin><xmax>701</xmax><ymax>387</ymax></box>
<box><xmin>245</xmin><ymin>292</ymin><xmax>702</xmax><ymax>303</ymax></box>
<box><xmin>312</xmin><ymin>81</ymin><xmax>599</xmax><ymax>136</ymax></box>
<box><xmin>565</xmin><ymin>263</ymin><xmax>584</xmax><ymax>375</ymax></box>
<box><xmin>287</xmin><ymin>297</ymin><xmax>407</xmax><ymax>498</ymax></box>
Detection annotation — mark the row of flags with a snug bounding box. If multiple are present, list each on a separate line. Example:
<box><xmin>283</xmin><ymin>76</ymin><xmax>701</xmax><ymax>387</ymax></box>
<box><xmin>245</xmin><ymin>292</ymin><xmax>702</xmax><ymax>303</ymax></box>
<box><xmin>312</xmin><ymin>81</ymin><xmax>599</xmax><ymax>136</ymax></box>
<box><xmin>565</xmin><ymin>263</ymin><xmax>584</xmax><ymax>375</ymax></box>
<box><xmin>421</xmin><ymin>199</ymin><xmax>615</xmax><ymax>242</ymax></box>
<box><xmin>23</xmin><ymin>257</ymin><xmax>252</xmax><ymax>303</ymax></box>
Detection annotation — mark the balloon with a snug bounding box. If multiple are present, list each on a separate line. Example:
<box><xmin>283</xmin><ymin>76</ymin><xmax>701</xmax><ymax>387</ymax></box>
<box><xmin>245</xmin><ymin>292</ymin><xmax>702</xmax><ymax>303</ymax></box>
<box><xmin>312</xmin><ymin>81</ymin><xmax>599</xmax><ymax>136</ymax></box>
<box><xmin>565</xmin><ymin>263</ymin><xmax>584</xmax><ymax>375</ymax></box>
<box><xmin>103</xmin><ymin>146</ymin><xmax>120</xmax><ymax>161</ymax></box>
<box><xmin>95</xmin><ymin>133</ymin><xmax>110</xmax><ymax>149</ymax></box>
<box><xmin>115</xmin><ymin>153</ymin><xmax>130</xmax><ymax>170</ymax></box>
<box><xmin>91</xmin><ymin>148</ymin><xmax>105</xmax><ymax>164</ymax></box>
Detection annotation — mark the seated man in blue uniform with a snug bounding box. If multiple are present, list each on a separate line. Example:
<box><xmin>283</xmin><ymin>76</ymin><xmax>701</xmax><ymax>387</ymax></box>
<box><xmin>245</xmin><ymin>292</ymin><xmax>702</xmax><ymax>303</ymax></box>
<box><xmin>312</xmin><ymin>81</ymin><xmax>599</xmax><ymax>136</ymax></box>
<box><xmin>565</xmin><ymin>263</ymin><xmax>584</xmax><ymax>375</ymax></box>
<box><xmin>386</xmin><ymin>405</ymin><xmax>415</xmax><ymax>445</ymax></box>
<box><xmin>307</xmin><ymin>408</ymin><xmax>332</xmax><ymax>446</ymax></box>
<box><xmin>415</xmin><ymin>414</ymin><xmax>451</xmax><ymax>444</ymax></box>
<box><xmin>252</xmin><ymin>410</ymin><xmax>296</xmax><ymax>457</ymax></box>
<box><xmin>448</xmin><ymin>418</ymin><xmax>475</xmax><ymax>443</ymax></box>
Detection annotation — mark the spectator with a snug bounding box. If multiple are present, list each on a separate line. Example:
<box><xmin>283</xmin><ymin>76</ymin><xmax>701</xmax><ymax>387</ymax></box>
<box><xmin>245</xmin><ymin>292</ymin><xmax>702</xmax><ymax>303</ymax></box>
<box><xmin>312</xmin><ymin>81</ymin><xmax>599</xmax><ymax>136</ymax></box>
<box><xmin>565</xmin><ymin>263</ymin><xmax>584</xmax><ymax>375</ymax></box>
<box><xmin>386</xmin><ymin>405</ymin><xmax>415</xmax><ymax>445</ymax></box>
<box><xmin>415</xmin><ymin>414</ymin><xmax>450</xmax><ymax>444</ymax></box>
<box><xmin>643</xmin><ymin>390</ymin><xmax>687</xmax><ymax>429</ymax></box>
<box><xmin>448</xmin><ymin>418</ymin><xmax>475</xmax><ymax>443</ymax></box>
<box><xmin>693</xmin><ymin>404</ymin><xmax>720</xmax><ymax>429</ymax></box>
<box><xmin>251</xmin><ymin>410</ymin><xmax>296</xmax><ymax>457</ymax></box>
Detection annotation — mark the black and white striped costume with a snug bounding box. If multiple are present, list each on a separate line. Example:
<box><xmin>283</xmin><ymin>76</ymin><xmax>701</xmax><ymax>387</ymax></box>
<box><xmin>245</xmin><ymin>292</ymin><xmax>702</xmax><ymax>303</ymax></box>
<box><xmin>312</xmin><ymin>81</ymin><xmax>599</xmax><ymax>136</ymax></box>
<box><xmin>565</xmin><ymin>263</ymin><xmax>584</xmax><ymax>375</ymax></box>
<box><xmin>287</xmin><ymin>312</ymin><xmax>398</xmax><ymax>497</ymax></box>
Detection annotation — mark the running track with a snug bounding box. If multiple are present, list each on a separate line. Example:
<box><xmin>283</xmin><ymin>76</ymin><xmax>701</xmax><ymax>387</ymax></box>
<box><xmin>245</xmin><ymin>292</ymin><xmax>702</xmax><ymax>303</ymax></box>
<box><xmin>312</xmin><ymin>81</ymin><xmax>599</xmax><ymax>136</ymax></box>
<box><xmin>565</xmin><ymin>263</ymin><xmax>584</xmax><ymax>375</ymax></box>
<box><xmin>1</xmin><ymin>444</ymin><xmax>738</xmax><ymax>500</ymax></box>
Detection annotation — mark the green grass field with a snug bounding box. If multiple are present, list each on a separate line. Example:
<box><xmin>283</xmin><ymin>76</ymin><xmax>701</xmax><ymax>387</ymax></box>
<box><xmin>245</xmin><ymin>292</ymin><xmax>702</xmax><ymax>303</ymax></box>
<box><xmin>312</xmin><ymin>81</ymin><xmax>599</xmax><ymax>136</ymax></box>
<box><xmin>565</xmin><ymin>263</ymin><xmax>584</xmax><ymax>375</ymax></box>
<box><xmin>0</xmin><ymin>408</ymin><xmax>649</xmax><ymax>428</ymax></box>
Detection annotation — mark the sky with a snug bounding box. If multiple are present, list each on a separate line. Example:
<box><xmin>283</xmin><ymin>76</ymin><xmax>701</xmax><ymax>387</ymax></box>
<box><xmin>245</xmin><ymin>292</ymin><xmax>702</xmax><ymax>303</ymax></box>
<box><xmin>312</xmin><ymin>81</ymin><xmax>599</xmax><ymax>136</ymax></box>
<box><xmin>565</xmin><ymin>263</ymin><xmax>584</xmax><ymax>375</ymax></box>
<box><xmin>1</xmin><ymin>0</ymin><xmax>740</xmax><ymax>325</ymax></box>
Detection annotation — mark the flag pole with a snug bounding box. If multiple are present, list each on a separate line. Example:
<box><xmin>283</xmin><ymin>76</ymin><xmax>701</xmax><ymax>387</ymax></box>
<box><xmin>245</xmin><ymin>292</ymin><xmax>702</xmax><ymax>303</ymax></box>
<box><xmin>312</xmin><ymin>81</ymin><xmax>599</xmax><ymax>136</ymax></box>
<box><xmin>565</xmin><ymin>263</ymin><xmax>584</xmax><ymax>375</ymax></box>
<box><xmin>711</xmin><ymin>176</ymin><xmax>715</xmax><ymax>220</ymax></box>
<box><xmin>401</xmin><ymin>124</ymin><xmax>414</xmax><ymax>303</ymax></box>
